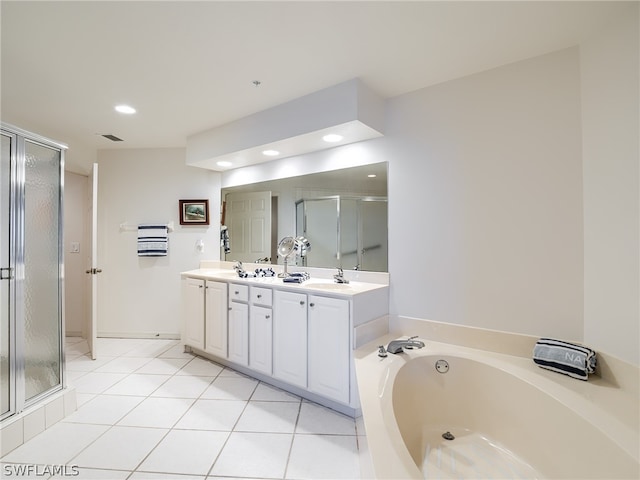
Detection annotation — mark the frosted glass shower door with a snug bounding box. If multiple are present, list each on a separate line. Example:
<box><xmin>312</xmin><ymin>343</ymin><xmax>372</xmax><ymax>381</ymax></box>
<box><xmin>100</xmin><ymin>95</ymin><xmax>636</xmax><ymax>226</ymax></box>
<box><xmin>23</xmin><ymin>140</ymin><xmax>62</xmax><ymax>402</ymax></box>
<box><xmin>0</xmin><ymin>124</ymin><xmax>65</xmax><ymax>421</ymax></box>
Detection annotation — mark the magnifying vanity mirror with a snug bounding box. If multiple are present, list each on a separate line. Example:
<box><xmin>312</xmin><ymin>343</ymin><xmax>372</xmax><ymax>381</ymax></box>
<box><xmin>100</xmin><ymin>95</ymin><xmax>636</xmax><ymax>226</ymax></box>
<box><xmin>221</xmin><ymin>162</ymin><xmax>388</xmax><ymax>272</ymax></box>
<box><xmin>276</xmin><ymin>236</ymin><xmax>296</xmax><ymax>277</ymax></box>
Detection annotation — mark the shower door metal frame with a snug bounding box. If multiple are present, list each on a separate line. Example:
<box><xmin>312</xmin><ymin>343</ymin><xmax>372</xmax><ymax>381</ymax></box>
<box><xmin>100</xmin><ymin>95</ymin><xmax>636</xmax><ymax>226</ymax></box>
<box><xmin>295</xmin><ymin>195</ymin><xmax>387</xmax><ymax>270</ymax></box>
<box><xmin>1</xmin><ymin>123</ymin><xmax>66</xmax><ymax>421</ymax></box>
<box><xmin>1</xmin><ymin>129</ymin><xmax>18</xmax><ymax>422</ymax></box>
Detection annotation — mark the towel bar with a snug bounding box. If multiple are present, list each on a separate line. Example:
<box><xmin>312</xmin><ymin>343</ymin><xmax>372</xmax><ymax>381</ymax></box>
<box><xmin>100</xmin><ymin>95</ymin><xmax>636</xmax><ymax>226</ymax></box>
<box><xmin>119</xmin><ymin>221</ymin><xmax>174</xmax><ymax>232</ymax></box>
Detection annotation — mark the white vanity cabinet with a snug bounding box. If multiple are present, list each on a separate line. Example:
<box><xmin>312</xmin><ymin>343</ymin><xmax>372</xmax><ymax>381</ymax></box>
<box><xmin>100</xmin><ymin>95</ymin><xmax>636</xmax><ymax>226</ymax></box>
<box><xmin>249</xmin><ymin>287</ymin><xmax>273</xmax><ymax>375</ymax></box>
<box><xmin>181</xmin><ymin>277</ymin><xmax>228</xmax><ymax>357</ymax></box>
<box><xmin>204</xmin><ymin>280</ymin><xmax>228</xmax><ymax>358</ymax></box>
<box><xmin>181</xmin><ymin>277</ymin><xmax>205</xmax><ymax>350</ymax></box>
<box><xmin>272</xmin><ymin>291</ymin><xmax>351</xmax><ymax>404</ymax></box>
<box><xmin>273</xmin><ymin>290</ymin><xmax>308</xmax><ymax>388</ymax></box>
<box><xmin>228</xmin><ymin>284</ymin><xmax>249</xmax><ymax>366</ymax></box>
<box><xmin>181</xmin><ymin>267</ymin><xmax>389</xmax><ymax>416</ymax></box>
<box><xmin>307</xmin><ymin>295</ymin><xmax>350</xmax><ymax>404</ymax></box>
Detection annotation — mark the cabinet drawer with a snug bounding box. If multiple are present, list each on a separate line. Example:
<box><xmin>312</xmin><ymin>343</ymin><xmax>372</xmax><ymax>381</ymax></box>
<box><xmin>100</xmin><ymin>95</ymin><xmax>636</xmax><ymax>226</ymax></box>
<box><xmin>229</xmin><ymin>283</ymin><xmax>249</xmax><ymax>303</ymax></box>
<box><xmin>251</xmin><ymin>287</ymin><xmax>272</xmax><ymax>306</ymax></box>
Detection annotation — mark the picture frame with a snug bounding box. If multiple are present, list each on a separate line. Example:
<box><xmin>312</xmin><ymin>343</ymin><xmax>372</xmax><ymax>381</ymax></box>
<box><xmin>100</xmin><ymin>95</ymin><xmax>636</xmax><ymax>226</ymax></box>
<box><xmin>179</xmin><ymin>199</ymin><xmax>209</xmax><ymax>225</ymax></box>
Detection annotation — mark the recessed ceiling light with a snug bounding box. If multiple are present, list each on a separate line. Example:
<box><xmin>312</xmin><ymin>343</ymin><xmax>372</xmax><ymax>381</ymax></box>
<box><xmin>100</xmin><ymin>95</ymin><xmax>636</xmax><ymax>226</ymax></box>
<box><xmin>114</xmin><ymin>105</ymin><xmax>136</xmax><ymax>114</ymax></box>
<box><xmin>262</xmin><ymin>150</ymin><xmax>280</xmax><ymax>156</ymax></box>
<box><xmin>217</xmin><ymin>161</ymin><xmax>233</xmax><ymax>167</ymax></box>
<box><xmin>368</xmin><ymin>174</ymin><xmax>377</xmax><ymax>178</ymax></box>
<box><xmin>322</xmin><ymin>134</ymin><xmax>343</xmax><ymax>143</ymax></box>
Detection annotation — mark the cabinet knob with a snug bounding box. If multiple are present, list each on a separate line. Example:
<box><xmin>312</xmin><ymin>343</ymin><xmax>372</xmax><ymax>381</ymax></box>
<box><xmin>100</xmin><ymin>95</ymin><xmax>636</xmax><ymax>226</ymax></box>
<box><xmin>265</xmin><ymin>314</ymin><xmax>271</xmax><ymax>319</ymax></box>
<box><xmin>198</xmin><ymin>285</ymin><xmax>203</xmax><ymax>289</ymax></box>
<box><xmin>309</xmin><ymin>303</ymin><xmax>315</xmax><ymax>307</ymax></box>
<box><xmin>257</xmin><ymin>294</ymin><xmax>262</xmax><ymax>298</ymax></box>
<box><xmin>228</xmin><ymin>307</ymin><xmax>232</xmax><ymax>311</ymax></box>
<box><xmin>300</xmin><ymin>300</ymin><xmax>305</xmax><ymax>306</ymax></box>
<box><xmin>235</xmin><ymin>291</ymin><xmax>239</xmax><ymax>295</ymax></box>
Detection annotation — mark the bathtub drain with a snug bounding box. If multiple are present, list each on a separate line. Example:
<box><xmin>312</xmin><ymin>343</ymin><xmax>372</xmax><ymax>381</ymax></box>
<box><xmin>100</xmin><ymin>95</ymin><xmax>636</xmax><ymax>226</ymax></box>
<box><xmin>442</xmin><ymin>431</ymin><xmax>455</xmax><ymax>441</ymax></box>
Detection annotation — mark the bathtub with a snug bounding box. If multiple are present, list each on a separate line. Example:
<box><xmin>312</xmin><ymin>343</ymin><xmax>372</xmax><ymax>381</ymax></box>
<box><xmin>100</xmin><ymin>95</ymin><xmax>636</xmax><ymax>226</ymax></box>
<box><xmin>354</xmin><ymin>338</ymin><xmax>639</xmax><ymax>479</ymax></box>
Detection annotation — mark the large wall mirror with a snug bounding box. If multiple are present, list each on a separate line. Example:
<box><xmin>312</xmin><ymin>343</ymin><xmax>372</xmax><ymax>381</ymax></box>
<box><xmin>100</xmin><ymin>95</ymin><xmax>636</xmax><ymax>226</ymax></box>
<box><xmin>221</xmin><ymin>162</ymin><xmax>388</xmax><ymax>272</ymax></box>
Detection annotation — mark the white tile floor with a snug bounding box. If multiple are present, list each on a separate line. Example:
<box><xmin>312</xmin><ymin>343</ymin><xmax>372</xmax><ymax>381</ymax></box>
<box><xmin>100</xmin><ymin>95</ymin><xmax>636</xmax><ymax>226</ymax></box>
<box><xmin>1</xmin><ymin>337</ymin><xmax>373</xmax><ymax>480</ymax></box>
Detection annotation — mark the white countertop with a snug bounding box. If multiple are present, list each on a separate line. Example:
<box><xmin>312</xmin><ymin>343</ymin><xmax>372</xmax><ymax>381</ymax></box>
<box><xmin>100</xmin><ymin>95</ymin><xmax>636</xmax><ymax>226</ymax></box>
<box><xmin>181</xmin><ymin>268</ymin><xmax>388</xmax><ymax>297</ymax></box>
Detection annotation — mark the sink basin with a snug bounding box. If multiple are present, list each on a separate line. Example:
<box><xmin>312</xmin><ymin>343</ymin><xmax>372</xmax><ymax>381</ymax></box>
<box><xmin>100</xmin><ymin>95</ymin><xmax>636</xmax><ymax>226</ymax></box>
<box><xmin>204</xmin><ymin>270</ymin><xmax>238</xmax><ymax>278</ymax></box>
<box><xmin>305</xmin><ymin>282</ymin><xmax>353</xmax><ymax>291</ymax></box>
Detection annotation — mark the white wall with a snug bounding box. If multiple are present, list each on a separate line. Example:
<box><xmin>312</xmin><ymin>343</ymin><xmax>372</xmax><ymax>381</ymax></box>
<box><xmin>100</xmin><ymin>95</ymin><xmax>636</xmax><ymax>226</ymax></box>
<box><xmin>581</xmin><ymin>6</ymin><xmax>639</xmax><ymax>366</ymax></box>
<box><xmin>385</xmin><ymin>47</ymin><xmax>584</xmax><ymax>341</ymax></box>
<box><xmin>63</xmin><ymin>171</ymin><xmax>88</xmax><ymax>336</ymax></box>
<box><xmin>97</xmin><ymin>148</ymin><xmax>221</xmax><ymax>337</ymax></box>
<box><xmin>93</xmin><ymin>13</ymin><xmax>639</xmax><ymax>366</ymax></box>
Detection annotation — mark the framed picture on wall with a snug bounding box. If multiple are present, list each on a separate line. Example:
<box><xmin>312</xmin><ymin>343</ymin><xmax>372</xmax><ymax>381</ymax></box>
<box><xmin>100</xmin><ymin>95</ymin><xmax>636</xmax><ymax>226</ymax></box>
<box><xmin>179</xmin><ymin>199</ymin><xmax>209</xmax><ymax>225</ymax></box>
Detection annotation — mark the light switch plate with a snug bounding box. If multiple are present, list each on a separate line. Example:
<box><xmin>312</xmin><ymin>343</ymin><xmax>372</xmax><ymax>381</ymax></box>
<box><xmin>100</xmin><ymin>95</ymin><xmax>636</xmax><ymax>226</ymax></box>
<box><xmin>70</xmin><ymin>242</ymin><xmax>80</xmax><ymax>253</ymax></box>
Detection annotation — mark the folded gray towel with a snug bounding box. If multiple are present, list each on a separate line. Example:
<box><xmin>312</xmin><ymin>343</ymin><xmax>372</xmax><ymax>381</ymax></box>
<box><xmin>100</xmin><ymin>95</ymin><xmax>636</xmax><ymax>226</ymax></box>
<box><xmin>533</xmin><ymin>338</ymin><xmax>597</xmax><ymax>381</ymax></box>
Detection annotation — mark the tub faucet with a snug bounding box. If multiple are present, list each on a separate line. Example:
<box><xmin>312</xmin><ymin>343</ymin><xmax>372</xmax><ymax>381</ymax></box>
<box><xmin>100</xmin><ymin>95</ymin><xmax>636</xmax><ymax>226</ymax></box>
<box><xmin>387</xmin><ymin>336</ymin><xmax>425</xmax><ymax>354</ymax></box>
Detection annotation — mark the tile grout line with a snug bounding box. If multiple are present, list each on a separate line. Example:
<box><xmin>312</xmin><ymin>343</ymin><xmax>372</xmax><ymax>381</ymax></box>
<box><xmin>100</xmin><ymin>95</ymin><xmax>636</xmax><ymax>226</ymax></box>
<box><xmin>64</xmin><ymin>341</ymin><xmax>186</xmax><ymax>475</ymax></box>
<box><xmin>131</xmin><ymin>353</ymin><xmax>229</xmax><ymax>478</ymax></box>
<box><xmin>15</xmin><ymin>338</ymin><xmax>365</xmax><ymax>479</ymax></box>
<box><xmin>281</xmin><ymin>399</ymin><xmax>304</xmax><ymax>480</ymax></box>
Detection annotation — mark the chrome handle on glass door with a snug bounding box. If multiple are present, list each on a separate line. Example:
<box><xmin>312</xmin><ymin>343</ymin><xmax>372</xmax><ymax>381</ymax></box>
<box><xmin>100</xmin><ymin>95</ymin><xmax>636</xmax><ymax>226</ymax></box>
<box><xmin>0</xmin><ymin>267</ymin><xmax>13</xmax><ymax>280</ymax></box>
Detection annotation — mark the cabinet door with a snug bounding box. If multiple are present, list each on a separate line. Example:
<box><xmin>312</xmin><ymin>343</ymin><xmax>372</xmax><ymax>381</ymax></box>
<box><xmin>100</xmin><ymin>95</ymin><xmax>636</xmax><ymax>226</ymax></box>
<box><xmin>249</xmin><ymin>305</ymin><xmax>272</xmax><ymax>375</ymax></box>
<box><xmin>228</xmin><ymin>301</ymin><xmax>249</xmax><ymax>366</ymax></box>
<box><xmin>273</xmin><ymin>290</ymin><xmax>307</xmax><ymax>388</ymax></box>
<box><xmin>308</xmin><ymin>295</ymin><xmax>350</xmax><ymax>404</ymax></box>
<box><xmin>204</xmin><ymin>280</ymin><xmax>228</xmax><ymax>358</ymax></box>
<box><xmin>181</xmin><ymin>277</ymin><xmax>205</xmax><ymax>350</ymax></box>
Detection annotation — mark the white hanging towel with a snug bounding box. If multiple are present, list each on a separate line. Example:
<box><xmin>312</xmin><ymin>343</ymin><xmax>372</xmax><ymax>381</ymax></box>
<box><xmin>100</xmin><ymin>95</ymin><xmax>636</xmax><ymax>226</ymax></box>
<box><xmin>138</xmin><ymin>224</ymin><xmax>168</xmax><ymax>257</ymax></box>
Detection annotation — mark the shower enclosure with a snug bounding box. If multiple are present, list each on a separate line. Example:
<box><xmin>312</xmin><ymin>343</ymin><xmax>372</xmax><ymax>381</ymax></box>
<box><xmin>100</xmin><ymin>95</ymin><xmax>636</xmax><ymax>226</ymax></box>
<box><xmin>1</xmin><ymin>123</ymin><xmax>65</xmax><ymax>422</ymax></box>
<box><xmin>295</xmin><ymin>196</ymin><xmax>388</xmax><ymax>272</ymax></box>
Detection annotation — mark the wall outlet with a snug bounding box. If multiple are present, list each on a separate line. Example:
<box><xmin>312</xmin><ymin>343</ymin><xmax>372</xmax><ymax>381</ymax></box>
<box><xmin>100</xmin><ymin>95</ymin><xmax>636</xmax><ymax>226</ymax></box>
<box><xmin>70</xmin><ymin>242</ymin><xmax>80</xmax><ymax>253</ymax></box>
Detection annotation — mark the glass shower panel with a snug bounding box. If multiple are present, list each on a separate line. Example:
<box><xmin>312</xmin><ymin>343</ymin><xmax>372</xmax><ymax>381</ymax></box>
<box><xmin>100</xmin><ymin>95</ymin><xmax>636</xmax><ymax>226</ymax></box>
<box><xmin>359</xmin><ymin>200</ymin><xmax>388</xmax><ymax>272</ymax></box>
<box><xmin>304</xmin><ymin>198</ymin><xmax>338</xmax><ymax>268</ymax></box>
<box><xmin>1</xmin><ymin>134</ymin><xmax>12</xmax><ymax>417</ymax></box>
<box><xmin>23</xmin><ymin>140</ymin><xmax>61</xmax><ymax>402</ymax></box>
<box><xmin>339</xmin><ymin>199</ymin><xmax>358</xmax><ymax>269</ymax></box>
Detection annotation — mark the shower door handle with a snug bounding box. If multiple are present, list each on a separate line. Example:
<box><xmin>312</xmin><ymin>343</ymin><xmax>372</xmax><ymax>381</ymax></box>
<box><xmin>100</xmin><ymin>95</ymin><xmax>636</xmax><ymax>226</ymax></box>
<box><xmin>0</xmin><ymin>267</ymin><xmax>13</xmax><ymax>280</ymax></box>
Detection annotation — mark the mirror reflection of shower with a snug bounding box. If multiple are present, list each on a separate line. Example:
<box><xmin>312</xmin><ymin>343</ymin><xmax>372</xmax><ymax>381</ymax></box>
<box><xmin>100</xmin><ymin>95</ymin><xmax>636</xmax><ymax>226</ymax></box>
<box><xmin>220</xmin><ymin>162</ymin><xmax>388</xmax><ymax>271</ymax></box>
<box><xmin>295</xmin><ymin>196</ymin><xmax>387</xmax><ymax>272</ymax></box>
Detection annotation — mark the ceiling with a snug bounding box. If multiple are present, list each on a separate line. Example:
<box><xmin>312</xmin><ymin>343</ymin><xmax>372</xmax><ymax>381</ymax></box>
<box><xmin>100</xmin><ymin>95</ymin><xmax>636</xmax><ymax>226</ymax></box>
<box><xmin>1</xmin><ymin>1</ymin><xmax>631</xmax><ymax>173</ymax></box>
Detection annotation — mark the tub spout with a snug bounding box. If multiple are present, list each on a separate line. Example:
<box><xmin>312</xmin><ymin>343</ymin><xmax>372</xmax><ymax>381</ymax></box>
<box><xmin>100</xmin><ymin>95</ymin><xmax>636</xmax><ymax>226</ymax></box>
<box><xmin>387</xmin><ymin>336</ymin><xmax>425</xmax><ymax>354</ymax></box>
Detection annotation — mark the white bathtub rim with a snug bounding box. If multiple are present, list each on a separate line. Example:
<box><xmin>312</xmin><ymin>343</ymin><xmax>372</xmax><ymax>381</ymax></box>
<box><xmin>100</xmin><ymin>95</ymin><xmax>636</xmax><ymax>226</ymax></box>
<box><xmin>356</xmin><ymin>346</ymin><xmax>422</xmax><ymax>479</ymax></box>
<box><xmin>355</xmin><ymin>336</ymin><xmax>639</xmax><ymax>479</ymax></box>
<box><xmin>389</xmin><ymin>314</ymin><xmax>639</xmax><ymax>398</ymax></box>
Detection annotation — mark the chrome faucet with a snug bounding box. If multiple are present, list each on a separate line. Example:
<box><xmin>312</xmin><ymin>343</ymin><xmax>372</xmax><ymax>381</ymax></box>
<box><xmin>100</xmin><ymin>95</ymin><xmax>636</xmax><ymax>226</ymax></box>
<box><xmin>233</xmin><ymin>260</ymin><xmax>245</xmax><ymax>274</ymax></box>
<box><xmin>386</xmin><ymin>336</ymin><xmax>425</xmax><ymax>354</ymax></box>
<box><xmin>333</xmin><ymin>268</ymin><xmax>349</xmax><ymax>284</ymax></box>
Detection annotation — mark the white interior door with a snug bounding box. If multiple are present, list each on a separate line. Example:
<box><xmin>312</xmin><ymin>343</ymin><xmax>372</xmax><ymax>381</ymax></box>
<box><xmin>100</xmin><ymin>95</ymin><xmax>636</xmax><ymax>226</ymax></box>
<box><xmin>86</xmin><ymin>163</ymin><xmax>99</xmax><ymax>359</ymax></box>
<box><xmin>225</xmin><ymin>191</ymin><xmax>271</xmax><ymax>263</ymax></box>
